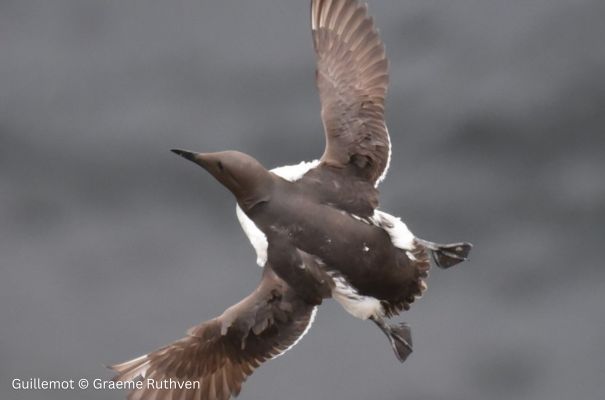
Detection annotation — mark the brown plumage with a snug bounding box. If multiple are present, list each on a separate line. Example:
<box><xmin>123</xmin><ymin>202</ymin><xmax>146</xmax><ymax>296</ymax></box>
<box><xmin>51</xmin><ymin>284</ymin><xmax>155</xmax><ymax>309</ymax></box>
<box><xmin>111</xmin><ymin>0</ymin><xmax>473</xmax><ymax>398</ymax></box>
<box><xmin>111</xmin><ymin>268</ymin><xmax>318</xmax><ymax>400</ymax></box>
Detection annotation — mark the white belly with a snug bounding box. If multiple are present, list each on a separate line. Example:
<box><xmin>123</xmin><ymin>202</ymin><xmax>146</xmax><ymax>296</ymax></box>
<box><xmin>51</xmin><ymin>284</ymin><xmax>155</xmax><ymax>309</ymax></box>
<box><xmin>329</xmin><ymin>271</ymin><xmax>383</xmax><ymax>320</ymax></box>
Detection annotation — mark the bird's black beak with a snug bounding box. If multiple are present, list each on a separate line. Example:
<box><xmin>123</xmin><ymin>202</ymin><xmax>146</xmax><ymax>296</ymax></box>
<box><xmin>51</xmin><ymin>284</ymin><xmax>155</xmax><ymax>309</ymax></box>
<box><xmin>171</xmin><ymin>149</ymin><xmax>199</xmax><ymax>162</ymax></box>
<box><xmin>171</xmin><ymin>149</ymin><xmax>215</xmax><ymax>172</ymax></box>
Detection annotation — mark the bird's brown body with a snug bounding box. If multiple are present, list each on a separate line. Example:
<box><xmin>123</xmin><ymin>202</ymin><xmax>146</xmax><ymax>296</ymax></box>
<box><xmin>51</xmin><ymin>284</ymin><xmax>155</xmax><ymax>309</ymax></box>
<box><xmin>250</xmin><ymin>168</ymin><xmax>427</xmax><ymax>314</ymax></box>
<box><xmin>110</xmin><ymin>1</ymin><xmax>472</xmax><ymax>399</ymax></box>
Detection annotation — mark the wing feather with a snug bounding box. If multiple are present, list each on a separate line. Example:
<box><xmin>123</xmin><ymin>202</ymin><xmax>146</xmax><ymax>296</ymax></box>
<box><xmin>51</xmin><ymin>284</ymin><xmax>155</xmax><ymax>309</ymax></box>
<box><xmin>312</xmin><ymin>0</ymin><xmax>391</xmax><ymax>185</ymax></box>
<box><xmin>111</xmin><ymin>268</ymin><xmax>317</xmax><ymax>400</ymax></box>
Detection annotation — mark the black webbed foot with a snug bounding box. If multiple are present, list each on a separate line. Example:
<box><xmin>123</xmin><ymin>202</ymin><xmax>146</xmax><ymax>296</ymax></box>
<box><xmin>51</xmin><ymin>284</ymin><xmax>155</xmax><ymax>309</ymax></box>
<box><xmin>416</xmin><ymin>239</ymin><xmax>473</xmax><ymax>269</ymax></box>
<box><xmin>370</xmin><ymin>317</ymin><xmax>413</xmax><ymax>363</ymax></box>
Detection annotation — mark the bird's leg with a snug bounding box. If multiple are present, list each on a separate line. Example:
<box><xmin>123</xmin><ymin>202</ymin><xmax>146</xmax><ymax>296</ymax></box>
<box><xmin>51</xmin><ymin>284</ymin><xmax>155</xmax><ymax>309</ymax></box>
<box><xmin>415</xmin><ymin>238</ymin><xmax>473</xmax><ymax>269</ymax></box>
<box><xmin>370</xmin><ymin>315</ymin><xmax>413</xmax><ymax>363</ymax></box>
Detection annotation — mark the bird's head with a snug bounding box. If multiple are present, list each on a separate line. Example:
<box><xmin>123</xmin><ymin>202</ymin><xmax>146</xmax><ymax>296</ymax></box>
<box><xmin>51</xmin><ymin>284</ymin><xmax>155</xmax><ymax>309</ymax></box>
<box><xmin>171</xmin><ymin>149</ymin><xmax>274</xmax><ymax>212</ymax></box>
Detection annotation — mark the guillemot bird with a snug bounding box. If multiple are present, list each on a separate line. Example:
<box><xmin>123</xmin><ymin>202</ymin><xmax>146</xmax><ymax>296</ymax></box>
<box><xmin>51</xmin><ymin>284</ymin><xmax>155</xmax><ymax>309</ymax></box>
<box><xmin>111</xmin><ymin>0</ymin><xmax>472</xmax><ymax>398</ymax></box>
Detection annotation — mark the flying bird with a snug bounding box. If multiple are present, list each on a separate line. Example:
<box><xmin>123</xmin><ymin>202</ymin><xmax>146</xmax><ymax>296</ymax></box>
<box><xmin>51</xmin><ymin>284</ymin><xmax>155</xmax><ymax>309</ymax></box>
<box><xmin>111</xmin><ymin>0</ymin><xmax>472</xmax><ymax>398</ymax></box>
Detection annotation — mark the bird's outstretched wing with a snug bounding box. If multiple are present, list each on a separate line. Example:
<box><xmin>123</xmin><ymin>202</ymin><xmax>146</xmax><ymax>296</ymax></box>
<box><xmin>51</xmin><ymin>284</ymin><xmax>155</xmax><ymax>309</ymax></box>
<box><xmin>110</xmin><ymin>267</ymin><xmax>317</xmax><ymax>400</ymax></box>
<box><xmin>312</xmin><ymin>0</ymin><xmax>391</xmax><ymax>186</ymax></box>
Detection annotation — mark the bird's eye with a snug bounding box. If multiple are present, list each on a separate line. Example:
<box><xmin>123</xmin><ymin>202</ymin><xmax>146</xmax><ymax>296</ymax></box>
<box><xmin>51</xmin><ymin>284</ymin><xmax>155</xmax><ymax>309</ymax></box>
<box><xmin>217</xmin><ymin>161</ymin><xmax>224</xmax><ymax>172</ymax></box>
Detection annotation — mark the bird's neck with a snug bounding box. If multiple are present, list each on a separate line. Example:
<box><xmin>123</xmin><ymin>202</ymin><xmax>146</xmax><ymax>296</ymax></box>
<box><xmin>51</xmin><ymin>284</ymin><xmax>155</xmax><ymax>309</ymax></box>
<box><xmin>235</xmin><ymin>174</ymin><xmax>275</xmax><ymax>213</ymax></box>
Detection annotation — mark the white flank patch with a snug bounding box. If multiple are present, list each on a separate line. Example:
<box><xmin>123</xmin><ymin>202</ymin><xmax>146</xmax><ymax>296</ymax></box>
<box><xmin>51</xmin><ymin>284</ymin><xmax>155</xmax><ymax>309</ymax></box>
<box><xmin>271</xmin><ymin>306</ymin><xmax>318</xmax><ymax>360</ymax></box>
<box><xmin>329</xmin><ymin>272</ymin><xmax>383</xmax><ymax>320</ymax></box>
<box><xmin>368</xmin><ymin>210</ymin><xmax>416</xmax><ymax>251</ymax></box>
<box><xmin>236</xmin><ymin>204</ymin><xmax>268</xmax><ymax>267</ymax></box>
<box><xmin>270</xmin><ymin>159</ymin><xmax>320</xmax><ymax>182</ymax></box>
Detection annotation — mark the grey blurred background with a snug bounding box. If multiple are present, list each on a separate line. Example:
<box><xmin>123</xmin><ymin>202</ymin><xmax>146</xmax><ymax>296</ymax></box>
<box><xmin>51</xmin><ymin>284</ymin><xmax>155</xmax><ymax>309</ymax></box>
<box><xmin>1</xmin><ymin>0</ymin><xmax>604</xmax><ymax>399</ymax></box>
